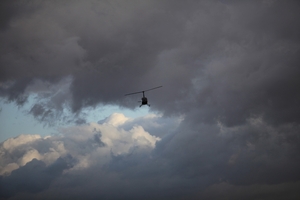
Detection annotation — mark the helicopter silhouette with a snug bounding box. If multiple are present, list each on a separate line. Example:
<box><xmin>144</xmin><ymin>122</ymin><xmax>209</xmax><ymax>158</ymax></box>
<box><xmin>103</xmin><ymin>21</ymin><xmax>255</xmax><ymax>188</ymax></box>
<box><xmin>125</xmin><ymin>86</ymin><xmax>162</xmax><ymax>107</ymax></box>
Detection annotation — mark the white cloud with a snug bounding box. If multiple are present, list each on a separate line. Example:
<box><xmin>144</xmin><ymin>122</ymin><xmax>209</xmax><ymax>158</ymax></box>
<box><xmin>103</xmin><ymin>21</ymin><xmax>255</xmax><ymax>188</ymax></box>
<box><xmin>1</xmin><ymin>112</ymin><xmax>300</xmax><ymax>199</ymax></box>
<box><xmin>19</xmin><ymin>148</ymin><xmax>41</xmax><ymax>166</ymax></box>
<box><xmin>102</xmin><ymin>112</ymin><xmax>130</xmax><ymax>126</ymax></box>
<box><xmin>0</xmin><ymin>135</ymin><xmax>66</xmax><ymax>175</ymax></box>
<box><xmin>60</xmin><ymin>113</ymin><xmax>161</xmax><ymax>170</ymax></box>
<box><xmin>0</xmin><ymin>112</ymin><xmax>161</xmax><ymax>176</ymax></box>
<box><xmin>0</xmin><ymin>163</ymin><xmax>18</xmax><ymax>176</ymax></box>
<box><xmin>2</xmin><ymin>134</ymin><xmax>41</xmax><ymax>152</ymax></box>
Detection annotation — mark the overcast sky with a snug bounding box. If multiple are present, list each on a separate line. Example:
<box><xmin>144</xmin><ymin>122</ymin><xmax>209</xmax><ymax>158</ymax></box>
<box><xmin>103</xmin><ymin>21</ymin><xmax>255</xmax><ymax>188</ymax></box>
<box><xmin>1</xmin><ymin>0</ymin><xmax>300</xmax><ymax>199</ymax></box>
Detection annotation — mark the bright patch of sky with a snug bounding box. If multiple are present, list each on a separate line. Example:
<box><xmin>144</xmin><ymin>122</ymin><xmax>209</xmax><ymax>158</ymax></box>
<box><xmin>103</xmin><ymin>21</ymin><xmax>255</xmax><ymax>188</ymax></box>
<box><xmin>0</xmin><ymin>97</ymin><xmax>151</xmax><ymax>143</ymax></box>
<box><xmin>0</xmin><ymin>100</ymin><xmax>53</xmax><ymax>143</ymax></box>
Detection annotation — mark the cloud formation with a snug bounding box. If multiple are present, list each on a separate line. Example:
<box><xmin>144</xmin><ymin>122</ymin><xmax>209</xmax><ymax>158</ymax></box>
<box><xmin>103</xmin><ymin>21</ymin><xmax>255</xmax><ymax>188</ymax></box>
<box><xmin>1</xmin><ymin>113</ymin><xmax>299</xmax><ymax>199</ymax></box>
<box><xmin>0</xmin><ymin>113</ymin><xmax>163</xmax><ymax>199</ymax></box>
<box><xmin>1</xmin><ymin>1</ymin><xmax>300</xmax><ymax>126</ymax></box>
<box><xmin>1</xmin><ymin>0</ymin><xmax>300</xmax><ymax>199</ymax></box>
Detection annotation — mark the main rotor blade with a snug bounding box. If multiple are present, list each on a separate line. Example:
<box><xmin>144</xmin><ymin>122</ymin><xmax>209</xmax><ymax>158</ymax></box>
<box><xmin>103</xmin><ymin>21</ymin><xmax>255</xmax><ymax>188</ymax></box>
<box><xmin>125</xmin><ymin>91</ymin><xmax>143</xmax><ymax>96</ymax></box>
<box><xmin>144</xmin><ymin>86</ymin><xmax>162</xmax><ymax>92</ymax></box>
<box><xmin>124</xmin><ymin>86</ymin><xmax>162</xmax><ymax>96</ymax></box>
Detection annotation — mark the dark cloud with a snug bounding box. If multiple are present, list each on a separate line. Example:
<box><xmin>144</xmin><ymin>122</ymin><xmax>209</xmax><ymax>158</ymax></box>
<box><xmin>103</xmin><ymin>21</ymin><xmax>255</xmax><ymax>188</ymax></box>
<box><xmin>0</xmin><ymin>0</ymin><xmax>41</xmax><ymax>31</ymax></box>
<box><xmin>1</xmin><ymin>0</ymin><xmax>300</xmax><ymax>199</ymax></box>
<box><xmin>0</xmin><ymin>156</ymin><xmax>73</xmax><ymax>198</ymax></box>
<box><xmin>1</xmin><ymin>1</ymin><xmax>299</xmax><ymax>125</ymax></box>
<box><xmin>1</xmin><ymin>113</ymin><xmax>300</xmax><ymax>199</ymax></box>
<box><xmin>200</xmin><ymin>181</ymin><xmax>300</xmax><ymax>200</ymax></box>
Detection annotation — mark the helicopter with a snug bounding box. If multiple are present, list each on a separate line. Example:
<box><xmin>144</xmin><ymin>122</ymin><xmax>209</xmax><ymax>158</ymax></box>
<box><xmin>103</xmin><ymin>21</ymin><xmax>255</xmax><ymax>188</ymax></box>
<box><xmin>125</xmin><ymin>86</ymin><xmax>162</xmax><ymax>107</ymax></box>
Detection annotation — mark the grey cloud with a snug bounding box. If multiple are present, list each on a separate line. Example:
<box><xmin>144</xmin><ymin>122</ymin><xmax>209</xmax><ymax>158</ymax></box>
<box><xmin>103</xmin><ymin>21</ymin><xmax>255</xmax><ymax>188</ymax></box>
<box><xmin>155</xmin><ymin>117</ymin><xmax>300</xmax><ymax>186</ymax></box>
<box><xmin>0</xmin><ymin>115</ymin><xmax>165</xmax><ymax>199</ymax></box>
<box><xmin>1</xmin><ymin>0</ymin><xmax>299</xmax><ymax>127</ymax></box>
<box><xmin>1</xmin><ymin>0</ymin><xmax>300</xmax><ymax>199</ymax></box>
<box><xmin>29</xmin><ymin>103</ymin><xmax>53</xmax><ymax>122</ymax></box>
<box><xmin>200</xmin><ymin>181</ymin><xmax>300</xmax><ymax>200</ymax></box>
<box><xmin>0</xmin><ymin>0</ymin><xmax>41</xmax><ymax>31</ymax></box>
<box><xmin>1</xmin><ymin>113</ymin><xmax>300</xmax><ymax>199</ymax></box>
<box><xmin>0</xmin><ymin>156</ymin><xmax>73</xmax><ymax>198</ymax></box>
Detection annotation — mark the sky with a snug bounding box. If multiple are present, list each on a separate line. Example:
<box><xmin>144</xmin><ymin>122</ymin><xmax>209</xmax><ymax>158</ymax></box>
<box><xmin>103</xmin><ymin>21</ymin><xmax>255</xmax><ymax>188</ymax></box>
<box><xmin>1</xmin><ymin>0</ymin><xmax>300</xmax><ymax>199</ymax></box>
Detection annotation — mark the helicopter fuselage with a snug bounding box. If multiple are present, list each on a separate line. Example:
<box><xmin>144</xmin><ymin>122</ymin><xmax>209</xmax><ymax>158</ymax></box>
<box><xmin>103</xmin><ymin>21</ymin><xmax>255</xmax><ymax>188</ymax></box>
<box><xmin>125</xmin><ymin>86</ymin><xmax>162</xmax><ymax>107</ymax></box>
<box><xmin>141</xmin><ymin>97</ymin><xmax>148</xmax><ymax>105</ymax></box>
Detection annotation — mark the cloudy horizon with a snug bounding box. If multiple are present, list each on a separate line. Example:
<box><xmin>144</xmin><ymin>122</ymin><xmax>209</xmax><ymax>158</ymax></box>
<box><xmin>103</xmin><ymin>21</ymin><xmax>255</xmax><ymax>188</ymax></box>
<box><xmin>1</xmin><ymin>0</ymin><xmax>300</xmax><ymax>199</ymax></box>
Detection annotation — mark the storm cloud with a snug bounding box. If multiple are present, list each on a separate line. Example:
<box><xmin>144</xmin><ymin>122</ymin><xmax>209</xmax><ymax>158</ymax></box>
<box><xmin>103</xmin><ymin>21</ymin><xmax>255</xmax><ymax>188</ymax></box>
<box><xmin>1</xmin><ymin>0</ymin><xmax>300</xmax><ymax>199</ymax></box>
